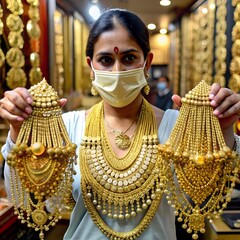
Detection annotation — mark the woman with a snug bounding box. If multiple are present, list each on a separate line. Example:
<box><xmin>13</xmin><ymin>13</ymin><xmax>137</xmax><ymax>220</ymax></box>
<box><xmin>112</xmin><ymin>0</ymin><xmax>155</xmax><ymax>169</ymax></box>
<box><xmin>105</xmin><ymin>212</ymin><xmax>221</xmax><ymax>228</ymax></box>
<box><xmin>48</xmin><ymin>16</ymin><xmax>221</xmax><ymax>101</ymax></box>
<box><xmin>1</xmin><ymin>8</ymin><xmax>240</xmax><ymax>240</ymax></box>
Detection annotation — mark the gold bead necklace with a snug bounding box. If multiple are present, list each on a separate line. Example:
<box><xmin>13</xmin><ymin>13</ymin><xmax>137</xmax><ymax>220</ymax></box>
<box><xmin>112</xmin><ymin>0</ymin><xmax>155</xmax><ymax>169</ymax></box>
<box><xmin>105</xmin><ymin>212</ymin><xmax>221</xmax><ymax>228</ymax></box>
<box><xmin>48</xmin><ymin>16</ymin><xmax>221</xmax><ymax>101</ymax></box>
<box><xmin>7</xmin><ymin>79</ymin><xmax>77</xmax><ymax>240</ymax></box>
<box><xmin>158</xmin><ymin>80</ymin><xmax>240</xmax><ymax>240</ymax></box>
<box><xmin>80</xmin><ymin>98</ymin><xmax>165</xmax><ymax>239</ymax></box>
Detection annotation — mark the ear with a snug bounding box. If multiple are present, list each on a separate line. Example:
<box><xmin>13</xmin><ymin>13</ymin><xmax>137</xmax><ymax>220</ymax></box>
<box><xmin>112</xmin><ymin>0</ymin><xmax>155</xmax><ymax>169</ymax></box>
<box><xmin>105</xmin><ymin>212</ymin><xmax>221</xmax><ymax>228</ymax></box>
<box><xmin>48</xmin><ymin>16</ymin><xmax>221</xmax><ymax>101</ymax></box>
<box><xmin>86</xmin><ymin>57</ymin><xmax>92</xmax><ymax>67</ymax></box>
<box><xmin>86</xmin><ymin>57</ymin><xmax>94</xmax><ymax>79</ymax></box>
<box><xmin>145</xmin><ymin>52</ymin><xmax>153</xmax><ymax>71</ymax></box>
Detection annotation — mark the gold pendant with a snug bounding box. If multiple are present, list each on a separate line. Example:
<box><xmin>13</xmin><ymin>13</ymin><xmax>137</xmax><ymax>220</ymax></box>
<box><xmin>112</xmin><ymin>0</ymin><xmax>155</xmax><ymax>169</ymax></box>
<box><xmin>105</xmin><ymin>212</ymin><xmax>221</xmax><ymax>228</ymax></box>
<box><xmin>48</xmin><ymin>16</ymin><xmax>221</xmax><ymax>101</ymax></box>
<box><xmin>115</xmin><ymin>132</ymin><xmax>131</xmax><ymax>149</ymax></box>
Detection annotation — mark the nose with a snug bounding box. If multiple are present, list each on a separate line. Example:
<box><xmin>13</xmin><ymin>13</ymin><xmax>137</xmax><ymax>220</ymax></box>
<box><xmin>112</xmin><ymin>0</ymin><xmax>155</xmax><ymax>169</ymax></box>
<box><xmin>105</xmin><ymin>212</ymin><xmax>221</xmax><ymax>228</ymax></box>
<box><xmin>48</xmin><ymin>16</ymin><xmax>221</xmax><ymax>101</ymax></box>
<box><xmin>112</xmin><ymin>61</ymin><xmax>125</xmax><ymax>72</ymax></box>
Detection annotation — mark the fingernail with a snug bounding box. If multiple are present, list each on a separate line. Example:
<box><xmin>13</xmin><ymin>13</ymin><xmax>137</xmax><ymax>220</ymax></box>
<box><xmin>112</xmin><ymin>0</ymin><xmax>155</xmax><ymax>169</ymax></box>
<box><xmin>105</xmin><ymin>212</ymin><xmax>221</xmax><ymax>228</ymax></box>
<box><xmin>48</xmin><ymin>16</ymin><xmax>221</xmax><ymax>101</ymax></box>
<box><xmin>16</xmin><ymin>116</ymin><xmax>24</xmax><ymax>121</ymax></box>
<box><xmin>209</xmin><ymin>94</ymin><xmax>215</xmax><ymax>100</ymax></box>
<box><xmin>26</xmin><ymin>97</ymin><xmax>32</xmax><ymax>104</ymax></box>
<box><xmin>25</xmin><ymin>107</ymin><xmax>32</xmax><ymax>114</ymax></box>
<box><xmin>210</xmin><ymin>100</ymin><xmax>217</xmax><ymax>107</ymax></box>
<box><xmin>213</xmin><ymin>109</ymin><xmax>219</xmax><ymax>115</ymax></box>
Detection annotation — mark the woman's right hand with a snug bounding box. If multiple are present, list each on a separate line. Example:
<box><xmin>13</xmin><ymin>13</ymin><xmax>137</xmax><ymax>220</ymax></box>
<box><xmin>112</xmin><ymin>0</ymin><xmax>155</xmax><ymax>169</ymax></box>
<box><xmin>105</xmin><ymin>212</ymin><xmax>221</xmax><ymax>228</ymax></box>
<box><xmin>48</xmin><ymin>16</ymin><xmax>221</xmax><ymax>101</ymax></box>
<box><xmin>0</xmin><ymin>88</ymin><xmax>33</xmax><ymax>141</ymax></box>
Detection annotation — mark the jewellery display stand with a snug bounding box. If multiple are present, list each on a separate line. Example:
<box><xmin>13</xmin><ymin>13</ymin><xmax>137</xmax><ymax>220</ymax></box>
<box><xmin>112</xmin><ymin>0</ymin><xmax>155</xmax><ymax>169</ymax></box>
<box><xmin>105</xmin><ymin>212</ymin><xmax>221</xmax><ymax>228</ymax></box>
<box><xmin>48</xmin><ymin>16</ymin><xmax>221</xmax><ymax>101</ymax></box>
<box><xmin>6</xmin><ymin>79</ymin><xmax>77</xmax><ymax>240</ymax></box>
<box><xmin>158</xmin><ymin>80</ymin><xmax>240</xmax><ymax>240</ymax></box>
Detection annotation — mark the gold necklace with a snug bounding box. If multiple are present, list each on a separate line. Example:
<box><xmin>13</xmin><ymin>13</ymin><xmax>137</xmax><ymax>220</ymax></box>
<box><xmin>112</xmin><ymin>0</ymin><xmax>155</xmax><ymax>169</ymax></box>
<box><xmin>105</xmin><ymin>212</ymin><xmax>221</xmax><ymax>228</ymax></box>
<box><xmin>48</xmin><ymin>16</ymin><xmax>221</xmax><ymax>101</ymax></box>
<box><xmin>158</xmin><ymin>80</ymin><xmax>240</xmax><ymax>240</ymax></box>
<box><xmin>80</xmin><ymin>99</ymin><xmax>165</xmax><ymax>239</ymax></box>
<box><xmin>5</xmin><ymin>0</ymin><xmax>27</xmax><ymax>89</ymax></box>
<box><xmin>7</xmin><ymin>79</ymin><xmax>77</xmax><ymax>240</ymax></box>
<box><xmin>105</xmin><ymin>116</ymin><xmax>136</xmax><ymax>150</ymax></box>
<box><xmin>0</xmin><ymin>4</ymin><xmax>5</xmax><ymax>67</ymax></box>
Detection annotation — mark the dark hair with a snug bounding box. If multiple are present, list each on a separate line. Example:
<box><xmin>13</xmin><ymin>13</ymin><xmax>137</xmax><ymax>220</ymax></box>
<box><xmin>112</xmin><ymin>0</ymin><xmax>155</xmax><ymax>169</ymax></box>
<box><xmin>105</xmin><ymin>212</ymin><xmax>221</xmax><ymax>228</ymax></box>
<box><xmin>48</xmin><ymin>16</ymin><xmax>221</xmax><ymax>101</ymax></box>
<box><xmin>159</xmin><ymin>75</ymin><xmax>170</xmax><ymax>83</ymax></box>
<box><xmin>86</xmin><ymin>8</ymin><xmax>150</xmax><ymax>59</ymax></box>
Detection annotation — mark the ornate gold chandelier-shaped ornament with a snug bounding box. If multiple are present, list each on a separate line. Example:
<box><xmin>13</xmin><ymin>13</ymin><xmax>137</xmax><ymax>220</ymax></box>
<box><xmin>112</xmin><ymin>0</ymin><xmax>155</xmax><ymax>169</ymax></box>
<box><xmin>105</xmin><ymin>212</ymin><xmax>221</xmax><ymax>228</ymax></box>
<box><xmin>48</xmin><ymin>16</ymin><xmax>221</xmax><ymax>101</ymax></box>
<box><xmin>158</xmin><ymin>80</ymin><xmax>240</xmax><ymax>240</ymax></box>
<box><xmin>7</xmin><ymin>79</ymin><xmax>77</xmax><ymax>240</ymax></box>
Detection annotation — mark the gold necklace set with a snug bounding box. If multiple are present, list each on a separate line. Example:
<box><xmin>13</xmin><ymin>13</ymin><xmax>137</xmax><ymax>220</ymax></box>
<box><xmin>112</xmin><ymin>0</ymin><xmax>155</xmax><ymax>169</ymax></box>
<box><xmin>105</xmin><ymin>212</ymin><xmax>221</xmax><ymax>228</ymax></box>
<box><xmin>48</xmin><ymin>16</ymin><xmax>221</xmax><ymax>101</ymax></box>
<box><xmin>7</xmin><ymin>79</ymin><xmax>77</xmax><ymax>240</ymax></box>
<box><xmin>80</xmin><ymin>99</ymin><xmax>165</xmax><ymax>239</ymax></box>
<box><xmin>158</xmin><ymin>80</ymin><xmax>240</xmax><ymax>240</ymax></box>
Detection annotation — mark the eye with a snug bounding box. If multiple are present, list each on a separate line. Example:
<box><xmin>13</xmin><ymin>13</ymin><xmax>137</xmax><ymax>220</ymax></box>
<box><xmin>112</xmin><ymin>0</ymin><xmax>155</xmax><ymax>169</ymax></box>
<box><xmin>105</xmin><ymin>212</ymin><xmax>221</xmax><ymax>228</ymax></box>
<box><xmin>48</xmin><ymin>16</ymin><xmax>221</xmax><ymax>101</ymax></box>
<box><xmin>98</xmin><ymin>56</ymin><xmax>113</xmax><ymax>66</ymax></box>
<box><xmin>122</xmin><ymin>54</ymin><xmax>137</xmax><ymax>65</ymax></box>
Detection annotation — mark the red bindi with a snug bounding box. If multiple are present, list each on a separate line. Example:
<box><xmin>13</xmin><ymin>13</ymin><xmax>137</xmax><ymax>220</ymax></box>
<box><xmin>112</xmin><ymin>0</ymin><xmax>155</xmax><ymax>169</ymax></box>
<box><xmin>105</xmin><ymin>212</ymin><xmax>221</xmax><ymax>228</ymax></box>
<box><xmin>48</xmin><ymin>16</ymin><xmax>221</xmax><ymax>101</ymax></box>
<box><xmin>114</xmin><ymin>46</ymin><xmax>119</xmax><ymax>53</ymax></box>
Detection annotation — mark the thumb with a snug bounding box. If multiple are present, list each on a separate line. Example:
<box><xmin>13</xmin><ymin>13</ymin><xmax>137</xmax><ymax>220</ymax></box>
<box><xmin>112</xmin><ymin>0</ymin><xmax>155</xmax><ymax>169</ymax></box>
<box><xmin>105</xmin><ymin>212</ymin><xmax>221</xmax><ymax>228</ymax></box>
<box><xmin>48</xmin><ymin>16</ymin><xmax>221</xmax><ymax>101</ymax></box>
<box><xmin>59</xmin><ymin>98</ymin><xmax>67</xmax><ymax>108</ymax></box>
<box><xmin>172</xmin><ymin>94</ymin><xmax>182</xmax><ymax>108</ymax></box>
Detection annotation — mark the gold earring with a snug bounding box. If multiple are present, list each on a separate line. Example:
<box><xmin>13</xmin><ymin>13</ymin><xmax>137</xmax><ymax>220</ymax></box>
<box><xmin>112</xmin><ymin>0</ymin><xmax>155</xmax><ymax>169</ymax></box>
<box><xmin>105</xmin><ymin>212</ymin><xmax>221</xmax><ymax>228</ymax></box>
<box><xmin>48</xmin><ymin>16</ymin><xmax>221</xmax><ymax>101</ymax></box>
<box><xmin>143</xmin><ymin>84</ymin><xmax>150</xmax><ymax>95</ymax></box>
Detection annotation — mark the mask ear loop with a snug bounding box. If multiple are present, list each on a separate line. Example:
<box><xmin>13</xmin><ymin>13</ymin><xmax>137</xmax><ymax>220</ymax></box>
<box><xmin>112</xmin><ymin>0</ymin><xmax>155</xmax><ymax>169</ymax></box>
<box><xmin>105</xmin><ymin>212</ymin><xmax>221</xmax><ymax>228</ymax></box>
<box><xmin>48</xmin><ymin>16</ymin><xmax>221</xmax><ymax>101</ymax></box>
<box><xmin>143</xmin><ymin>60</ymin><xmax>150</xmax><ymax>95</ymax></box>
<box><xmin>90</xmin><ymin>62</ymin><xmax>99</xmax><ymax>96</ymax></box>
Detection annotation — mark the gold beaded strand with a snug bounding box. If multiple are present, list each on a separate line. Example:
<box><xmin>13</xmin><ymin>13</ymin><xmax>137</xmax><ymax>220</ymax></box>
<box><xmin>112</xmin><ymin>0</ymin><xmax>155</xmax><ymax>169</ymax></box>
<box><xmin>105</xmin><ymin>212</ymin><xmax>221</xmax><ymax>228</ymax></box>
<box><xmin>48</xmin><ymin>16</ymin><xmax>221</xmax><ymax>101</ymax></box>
<box><xmin>158</xmin><ymin>80</ymin><xmax>240</xmax><ymax>240</ymax></box>
<box><xmin>7</xmin><ymin>79</ymin><xmax>77</xmax><ymax>240</ymax></box>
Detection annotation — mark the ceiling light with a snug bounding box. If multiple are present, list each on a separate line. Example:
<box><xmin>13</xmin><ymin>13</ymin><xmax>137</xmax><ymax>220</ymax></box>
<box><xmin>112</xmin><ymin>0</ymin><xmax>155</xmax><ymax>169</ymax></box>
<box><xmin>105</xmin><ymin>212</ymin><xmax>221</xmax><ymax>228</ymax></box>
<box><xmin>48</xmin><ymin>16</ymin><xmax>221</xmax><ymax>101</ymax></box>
<box><xmin>202</xmin><ymin>7</ymin><xmax>208</xmax><ymax>14</ymax></box>
<box><xmin>160</xmin><ymin>28</ymin><xmax>167</xmax><ymax>34</ymax></box>
<box><xmin>160</xmin><ymin>0</ymin><xmax>171</xmax><ymax>6</ymax></box>
<box><xmin>147</xmin><ymin>23</ymin><xmax>156</xmax><ymax>30</ymax></box>
<box><xmin>89</xmin><ymin>5</ymin><xmax>100</xmax><ymax>20</ymax></box>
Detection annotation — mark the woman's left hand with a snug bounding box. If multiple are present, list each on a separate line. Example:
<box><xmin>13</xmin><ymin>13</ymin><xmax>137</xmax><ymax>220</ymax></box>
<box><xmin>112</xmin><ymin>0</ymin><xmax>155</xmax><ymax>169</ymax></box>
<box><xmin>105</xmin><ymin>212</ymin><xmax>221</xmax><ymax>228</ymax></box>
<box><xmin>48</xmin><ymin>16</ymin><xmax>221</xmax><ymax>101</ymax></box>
<box><xmin>209</xmin><ymin>83</ymin><xmax>240</xmax><ymax>130</ymax></box>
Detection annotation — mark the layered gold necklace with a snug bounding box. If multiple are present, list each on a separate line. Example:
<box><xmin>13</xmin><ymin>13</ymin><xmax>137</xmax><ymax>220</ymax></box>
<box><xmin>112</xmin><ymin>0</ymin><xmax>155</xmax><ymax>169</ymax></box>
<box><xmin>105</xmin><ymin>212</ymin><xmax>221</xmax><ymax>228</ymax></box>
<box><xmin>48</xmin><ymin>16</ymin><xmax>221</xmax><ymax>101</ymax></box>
<box><xmin>80</xmin><ymin>99</ymin><xmax>165</xmax><ymax>239</ymax></box>
<box><xmin>158</xmin><ymin>80</ymin><xmax>240</xmax><ymax>240</ymax></box>
<box><xmin>7</xmin><ymin>79</ymin><xmax>77</xmax><ymax>240</ymax></box>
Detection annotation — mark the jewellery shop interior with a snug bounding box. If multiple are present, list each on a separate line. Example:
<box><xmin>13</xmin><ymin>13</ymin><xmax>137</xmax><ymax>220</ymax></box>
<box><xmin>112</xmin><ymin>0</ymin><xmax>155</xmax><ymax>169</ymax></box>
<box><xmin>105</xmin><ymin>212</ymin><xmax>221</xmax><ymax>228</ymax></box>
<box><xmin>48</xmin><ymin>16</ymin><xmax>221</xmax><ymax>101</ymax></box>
<box><xmin>1</xmin><ymin>0</ymin><xmax>240</xmax><ymax>240</ymax></box>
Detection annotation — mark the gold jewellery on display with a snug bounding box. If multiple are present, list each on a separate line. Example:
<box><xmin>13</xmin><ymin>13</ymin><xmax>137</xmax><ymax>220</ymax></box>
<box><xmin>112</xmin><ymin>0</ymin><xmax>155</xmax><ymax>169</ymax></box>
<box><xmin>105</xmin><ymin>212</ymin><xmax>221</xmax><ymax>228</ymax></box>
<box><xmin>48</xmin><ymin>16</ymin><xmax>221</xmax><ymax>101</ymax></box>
<box><xmin>229</xmin><ymin>1</ymin><xmax>240</xmax><ymax>92</ymax></box>
<box><xmin>26</xmin><ymin>0</ymin><xmax>43</xmax><ymax>85</ymax></box>
<box><xmin>7</xmin><ymin>79</ymin><xmax>77</xmax><ymax>240</ymax></box>
<box><xmin>0</xmin><ymin>4</ymin><xmax>5</xmax><ymax>67</ymax></box>
<box><xmin>158</xmin><ymin>80</ymin><xmax>240</xmax><ymax>240</ymax></box>
<box><xmin>214</xmin><ymin>0</ymin><xmax>227</xmax><ymax>86</ymax></box>
<box><xmin>80</xmin><ymin>99</ymin><xmax>164</xmax><ymax>239</ymax></box>
<box><xmin>5</xmin><ymin>0</ymin><xmax>27</xmax><ymax>89</ymax></box>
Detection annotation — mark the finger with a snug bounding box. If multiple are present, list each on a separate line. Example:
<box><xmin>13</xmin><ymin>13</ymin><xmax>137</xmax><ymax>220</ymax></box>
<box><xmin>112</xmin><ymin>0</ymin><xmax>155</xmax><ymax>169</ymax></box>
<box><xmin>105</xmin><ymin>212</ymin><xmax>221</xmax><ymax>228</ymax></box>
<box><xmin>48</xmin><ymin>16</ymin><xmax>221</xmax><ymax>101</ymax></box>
<box><xmin>59</xmin><ymin>98</ymin><xmax>67</xmax><ymax>108</ymax></box>
<box><xmin>172</xmin><ymin>94</ymin><xmax>181</xmax><ymax>108</ymax></box>
<box><xmin>209</xmin><ymin>83</ymin><xmax>221</xmax><ymax>100</ymax></box>
<box><xmin>0</xmin><ymin>99</ymin><xmax>30</xmax><ymax>119</ymax></box>
<box><xmin>210</xmin><ymin>88</ymin><xmax>233</xmax><ymax>108</ymax></box>
<box><xmin>214</xmin><ymin>95</ymin><xmax>240</xmax><ymax>118</ymax></box>
<box><xmin>3</xmin><ymin>89</ymin><xmax>32</xmax><ymax>114</ymax></box>
<box><xmin>0</xmin><ymin>106</ymin><xmax>25</xmax><ymax>122</ymax></box>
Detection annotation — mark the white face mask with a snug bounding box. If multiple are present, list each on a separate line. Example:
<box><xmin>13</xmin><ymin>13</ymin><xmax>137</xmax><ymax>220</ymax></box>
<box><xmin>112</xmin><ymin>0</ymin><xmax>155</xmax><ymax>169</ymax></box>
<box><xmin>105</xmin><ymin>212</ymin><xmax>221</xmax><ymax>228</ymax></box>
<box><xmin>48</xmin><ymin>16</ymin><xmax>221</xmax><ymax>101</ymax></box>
<box><xmin>92</xmin><ymin>63</ymin><xmax>147</xmax><ymax>108</ymax></box>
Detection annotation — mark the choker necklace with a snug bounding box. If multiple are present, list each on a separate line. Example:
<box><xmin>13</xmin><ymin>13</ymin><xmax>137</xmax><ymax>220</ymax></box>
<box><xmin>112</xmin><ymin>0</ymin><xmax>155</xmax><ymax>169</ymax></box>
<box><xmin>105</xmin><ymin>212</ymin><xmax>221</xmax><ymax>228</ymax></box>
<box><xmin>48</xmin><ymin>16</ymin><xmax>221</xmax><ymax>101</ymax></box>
<box><xmin>105</xmin><ymin>116</ymin><xmax>136</xmax><ymax>150</ymax></box>
<box><xmin>80</xmin><ymin>98</ymin><xmax>165</xmax><ymax>239</ymax></box>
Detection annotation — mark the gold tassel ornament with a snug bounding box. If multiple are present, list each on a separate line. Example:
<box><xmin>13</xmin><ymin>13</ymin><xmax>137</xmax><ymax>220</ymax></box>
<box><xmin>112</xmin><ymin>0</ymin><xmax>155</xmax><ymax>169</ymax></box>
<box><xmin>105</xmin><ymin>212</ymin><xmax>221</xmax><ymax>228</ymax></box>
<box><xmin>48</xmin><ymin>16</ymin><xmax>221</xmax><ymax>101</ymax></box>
<box><xmin>158</xmin><ymin>80</ymin><xmax>240</xmax><ymax>240</ymax></box>
<box><xmin>7</xmin><ymin>79</ymin><xmax>77</xmax><ymax>240</ymax></box>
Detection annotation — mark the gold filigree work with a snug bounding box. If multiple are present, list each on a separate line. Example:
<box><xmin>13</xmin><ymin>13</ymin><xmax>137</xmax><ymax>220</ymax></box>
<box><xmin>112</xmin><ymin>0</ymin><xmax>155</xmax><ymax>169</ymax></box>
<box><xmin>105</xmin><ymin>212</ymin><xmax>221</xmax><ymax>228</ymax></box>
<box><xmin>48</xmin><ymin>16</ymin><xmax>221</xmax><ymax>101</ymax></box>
<box><xmin>7</xmin><ymin>79</ymin><xmax>77</xmax><ymax>240</ymax></box>
<box><xmin>158</xmin><ymin>80</ymin><xmax>240</xmax><ymax>240</ymax></box>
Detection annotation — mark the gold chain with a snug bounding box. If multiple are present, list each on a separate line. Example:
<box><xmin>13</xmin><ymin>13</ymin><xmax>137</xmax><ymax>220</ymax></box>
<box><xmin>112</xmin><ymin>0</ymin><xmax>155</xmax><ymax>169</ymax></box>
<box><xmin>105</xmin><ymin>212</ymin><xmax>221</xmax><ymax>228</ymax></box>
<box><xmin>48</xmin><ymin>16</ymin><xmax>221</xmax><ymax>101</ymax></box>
<box><xmin>80</xmin><ymin>99</ymin><xmax>165</xmax><ymax>239</ymax></box>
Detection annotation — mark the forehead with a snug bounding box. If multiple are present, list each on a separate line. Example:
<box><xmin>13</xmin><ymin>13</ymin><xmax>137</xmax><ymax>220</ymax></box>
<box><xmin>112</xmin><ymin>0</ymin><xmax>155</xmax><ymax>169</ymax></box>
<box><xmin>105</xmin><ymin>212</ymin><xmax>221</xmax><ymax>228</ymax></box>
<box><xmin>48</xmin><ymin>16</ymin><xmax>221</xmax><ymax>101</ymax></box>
<box><xmin>93</xmin><ymin>25</ymin><xmax>142</xmax><ymax>54</ymax></box>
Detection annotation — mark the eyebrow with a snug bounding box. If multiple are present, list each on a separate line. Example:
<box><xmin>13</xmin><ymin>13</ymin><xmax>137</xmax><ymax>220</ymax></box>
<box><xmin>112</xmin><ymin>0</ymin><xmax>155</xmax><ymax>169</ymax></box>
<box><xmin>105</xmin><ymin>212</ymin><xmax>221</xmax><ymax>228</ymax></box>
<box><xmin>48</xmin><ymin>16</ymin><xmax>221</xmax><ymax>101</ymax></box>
<box><xmin>96</xmin><ymin>48</ymin><xmax>139</xmax><ymax>57</ymax></box>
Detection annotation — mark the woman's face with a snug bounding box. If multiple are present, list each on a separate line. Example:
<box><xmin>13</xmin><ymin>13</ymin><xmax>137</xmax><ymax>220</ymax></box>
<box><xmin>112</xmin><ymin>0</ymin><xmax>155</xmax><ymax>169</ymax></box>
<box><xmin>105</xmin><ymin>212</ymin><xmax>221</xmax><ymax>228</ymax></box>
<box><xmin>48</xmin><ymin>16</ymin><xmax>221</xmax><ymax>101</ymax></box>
<box><xmin>89</xmin><ymin>24</ymin><xmax>151</xmax><ymax>72</ymax></box>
